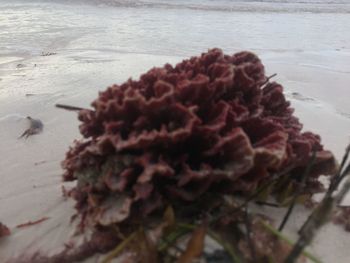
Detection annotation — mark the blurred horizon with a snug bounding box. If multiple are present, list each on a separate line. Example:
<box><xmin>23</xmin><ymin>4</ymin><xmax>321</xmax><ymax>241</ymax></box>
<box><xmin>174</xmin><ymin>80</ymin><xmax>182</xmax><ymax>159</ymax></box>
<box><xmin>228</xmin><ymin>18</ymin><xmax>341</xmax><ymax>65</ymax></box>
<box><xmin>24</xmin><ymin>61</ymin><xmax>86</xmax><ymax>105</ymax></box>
<box><xmin>1</xmin><ymin>0</ymin><xmax>350</xmax><ymax>13</ymax></box>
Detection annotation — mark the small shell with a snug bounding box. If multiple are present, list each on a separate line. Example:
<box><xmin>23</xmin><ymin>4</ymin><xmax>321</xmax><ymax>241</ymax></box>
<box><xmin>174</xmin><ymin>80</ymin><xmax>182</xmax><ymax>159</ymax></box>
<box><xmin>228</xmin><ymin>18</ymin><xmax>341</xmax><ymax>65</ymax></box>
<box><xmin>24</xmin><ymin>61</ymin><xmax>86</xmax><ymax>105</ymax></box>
<box><xmin>19</xmin><ymin>116</ymin><xmax>44</xmax><ymax>139</ymax></box>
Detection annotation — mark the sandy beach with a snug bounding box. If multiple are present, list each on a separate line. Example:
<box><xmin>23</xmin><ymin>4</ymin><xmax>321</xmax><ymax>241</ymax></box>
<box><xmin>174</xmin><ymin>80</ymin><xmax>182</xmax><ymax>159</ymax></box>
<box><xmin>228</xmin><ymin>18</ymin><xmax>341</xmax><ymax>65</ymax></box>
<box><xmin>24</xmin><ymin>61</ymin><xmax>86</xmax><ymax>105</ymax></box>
<box><xmin>1</xmin><ymin>0</ymin><xmax>350</xmax><ymax>262</ymax></box>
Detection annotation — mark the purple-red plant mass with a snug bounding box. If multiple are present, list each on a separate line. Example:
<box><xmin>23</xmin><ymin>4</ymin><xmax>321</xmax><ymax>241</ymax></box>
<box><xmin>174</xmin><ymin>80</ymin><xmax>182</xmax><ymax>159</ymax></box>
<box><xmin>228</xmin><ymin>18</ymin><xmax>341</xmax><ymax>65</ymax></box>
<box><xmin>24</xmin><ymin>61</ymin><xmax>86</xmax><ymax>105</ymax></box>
<box><xmin>0</xmin><ymin>222</ymin><xmax>10</xmax><ymax>237</ymax></box>
<box><xmin>62</xmin><ymin>49</ymin><xmax>336</xmax><ymax>228</ymax></box>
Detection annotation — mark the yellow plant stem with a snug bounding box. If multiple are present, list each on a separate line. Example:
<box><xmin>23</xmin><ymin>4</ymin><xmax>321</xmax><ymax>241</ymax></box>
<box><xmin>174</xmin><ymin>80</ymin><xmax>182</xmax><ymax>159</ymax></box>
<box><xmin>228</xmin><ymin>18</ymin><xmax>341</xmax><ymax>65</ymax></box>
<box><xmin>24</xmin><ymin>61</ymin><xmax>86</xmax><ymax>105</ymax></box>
<box><xmin>101</xmin><ymin>230</ymin><xmax>139</xmax><ymax>263</ymax></box>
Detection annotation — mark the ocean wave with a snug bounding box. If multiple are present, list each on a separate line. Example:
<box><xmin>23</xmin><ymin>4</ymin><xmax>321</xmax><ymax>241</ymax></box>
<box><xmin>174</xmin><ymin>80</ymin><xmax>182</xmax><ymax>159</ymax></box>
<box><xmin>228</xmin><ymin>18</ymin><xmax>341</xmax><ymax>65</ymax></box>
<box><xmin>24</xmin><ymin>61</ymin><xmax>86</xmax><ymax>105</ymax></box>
<box><xmin>4</xmin><ymin>0</ymin><xmax>350</xmax><ymax>13</ymax></box>
<box><xmin>86</xmin><ymin>0</ymin><xmax>350</xmax><ymax>13</ymax></box>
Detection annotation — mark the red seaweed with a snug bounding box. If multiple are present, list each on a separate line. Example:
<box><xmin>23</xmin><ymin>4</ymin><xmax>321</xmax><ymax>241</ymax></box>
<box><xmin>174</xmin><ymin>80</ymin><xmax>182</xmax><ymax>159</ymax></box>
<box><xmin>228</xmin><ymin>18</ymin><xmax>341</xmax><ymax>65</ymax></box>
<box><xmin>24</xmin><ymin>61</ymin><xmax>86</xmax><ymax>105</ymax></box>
<box><xmin>0</xmin><ymin>222</ymin><xmax>10</xmax><ymax>237</ymax></box>
<box><xmin>62</xmin><ymin>48</ymin><xmax>336</xmax><ymax>230</ymax></box>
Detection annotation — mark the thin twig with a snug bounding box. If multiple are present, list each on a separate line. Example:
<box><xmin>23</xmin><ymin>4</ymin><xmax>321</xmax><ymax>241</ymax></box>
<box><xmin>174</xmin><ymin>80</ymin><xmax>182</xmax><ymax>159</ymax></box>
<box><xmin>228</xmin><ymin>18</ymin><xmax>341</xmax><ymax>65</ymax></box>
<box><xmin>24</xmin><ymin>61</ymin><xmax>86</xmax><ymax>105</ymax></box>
<box><xmin>267</xmin><ymin>73</ymin><xmax>277</xmax><ymax>81</ymax></box>
<box><xmin>209</xmin><ymin>180</ymin><xmax>272</xmax><ymax>225</ymax></box>
<box><xmin>161</xmin><ymin>237</ymin><xmax>185</xmax><ymax>254</ymax></box>
<box><xmin>210</xmin><ymin>165</ymin><xmax>296</xmax><ymax>225</ymax></box>
<box><xmin>16</xmin><ymin>217</ymin><xmax>50</xmax><ymax>228</ymax></box>
<box><xmin>278</xmin><ymin>152</ymin><xmax>316</xmax><ymax>231</ymax></box>
<box><xmin>159</xmin><ymin>233</ymin><xmax>186</xmax><ymax>254</ymax></box>
<box><xmin>206</xmin><ymin>229</ymin><xmax>242</xmax><ymax>263</ymax></box>
<box><xmin>334</xmin><ymin>164</ymin><xmax>350</xmax><ymax>203</ymax></box>
<box><xmin>261</xmin><ymin>222</ymin><xmax>321</xmax><ymax>263</ymax></box>
<box><xmin>158</xmin><ymin>226</ymin><xmax>190</xmax><ymax>253</ymax></box>
<box><xmin>101</xmin><ymin>230</ymin><xmax>139</xmax><ymax>263</ymax></box>
<box><xmin>328</xmin><ymin>144</ymin><xmax>350</xmax><ymax>194</ymax></box>
<box><xmin>242</xmin><ymin>168</ymin><xmax>292</xmax><ymax>210</ymax></box>
<box><xmin>255</xmin><ymin>201</ymin><xmax>281</xmax><ymax>207</ymax></box>
<box><xmin>338</xmin><ymin>164</ymin><xmax>350</xmax><ymax>189</ymax></box>
<box><xmin>261</xmin><ymin>73</ymin><xmax>277</xmax><ymax>87</ymax></box>
<box><xmin>55</xmin><ymin>103</ymin><xmax>87</xmax><ymax>111</ymax></box>
<box><xmin>244</xmin><ymin>205</ymin><xmax>257</xmax><ymax>262</ymax></box>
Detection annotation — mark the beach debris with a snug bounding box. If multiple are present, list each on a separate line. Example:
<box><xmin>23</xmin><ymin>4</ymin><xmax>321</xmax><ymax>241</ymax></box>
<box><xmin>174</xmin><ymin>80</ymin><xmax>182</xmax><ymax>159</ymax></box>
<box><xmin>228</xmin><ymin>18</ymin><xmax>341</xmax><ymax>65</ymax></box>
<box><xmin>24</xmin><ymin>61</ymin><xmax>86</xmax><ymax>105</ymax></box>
<box><xmin>34</xmin><ymin>160</ymin><xmax>47</xmax><ymax>166</ymax></box>
<box><xmin>16</xmin><ymin>217</ymin><xmax>50</xmax><ymax>229</ymax></box>
<box><xmin>19</xmin><ymin>116</ymin><xmax>44</xmax><ymax>139</ymax></box>
<box><xmin>0</xmin><ymin>222</ymin><xmax>10</xmax><ymax>237</ymax></box>
<box><xmin>25</xmin><ymin>93</ymin><xmax>53</xmax><ymax>97</ymax></box>
<box><xmin>16</xmin><ymin>63</ymin><xmax>25</xmax><ymax>68</ymax></box>
<box><xmin>41</xmin><ymin>51</ymin><xmax>56</xmax><ymax>56</ymax></box>
<box><xmin>291</xmin><ymin>92</ymin><xmax>315</xmax><ymax>102</ymax></box>
<box><xmin>56</xmin><ymin>103</ymin><xmax>86</xmax><ymax>111</ymax></box>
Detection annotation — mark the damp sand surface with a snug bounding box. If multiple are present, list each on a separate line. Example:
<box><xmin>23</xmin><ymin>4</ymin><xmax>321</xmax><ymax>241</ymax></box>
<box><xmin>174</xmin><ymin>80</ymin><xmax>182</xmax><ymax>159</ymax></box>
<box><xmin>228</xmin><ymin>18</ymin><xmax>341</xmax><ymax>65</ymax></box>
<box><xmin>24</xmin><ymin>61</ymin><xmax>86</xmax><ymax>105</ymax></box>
<box><xmin>0</xmin><ymin>0</ymin><xmax>350</xmax><ymax>262</ymax></box>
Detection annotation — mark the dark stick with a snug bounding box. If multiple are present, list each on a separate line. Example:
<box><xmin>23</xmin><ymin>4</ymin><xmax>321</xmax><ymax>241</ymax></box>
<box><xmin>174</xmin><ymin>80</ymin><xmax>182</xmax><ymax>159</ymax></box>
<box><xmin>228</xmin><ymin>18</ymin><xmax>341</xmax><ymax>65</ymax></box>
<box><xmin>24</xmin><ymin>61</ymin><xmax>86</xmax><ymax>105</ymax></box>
<box><xmin>328</xmin><ymin>145</ymin><xmax>350</xmax><ymax>194</ymax></box>
<box><xmin>339</xmin><ymin>164</ymin><xmax>350</xmax><ymax>183</ymax></box>
<box><xmin>267</xmin><ymin>73</ymin><xmax>277</xmax><ymax>80</ymax></box>
<box><xmin>55</xmin><ymin>103</ymin><xmax>87</xmax><ymax>111</ymax></box>
<box><xmin>255</xmin><ymin>201</ymin><xmax>280</xmax><ymax>208</ymax></box>
<box><xmin>278</xmin><ymin>152</ymin><xmax>316</xmax><ymax>231</ymax></box>
<box><xmin>261</xmin><ymin>73</ymin><xmax>277</xmax><ymax>87</ymax></box>
<box><xmin>334</xmin><ymin>167</ymin><xmax>350</xmax><ymax>204</ymax></box>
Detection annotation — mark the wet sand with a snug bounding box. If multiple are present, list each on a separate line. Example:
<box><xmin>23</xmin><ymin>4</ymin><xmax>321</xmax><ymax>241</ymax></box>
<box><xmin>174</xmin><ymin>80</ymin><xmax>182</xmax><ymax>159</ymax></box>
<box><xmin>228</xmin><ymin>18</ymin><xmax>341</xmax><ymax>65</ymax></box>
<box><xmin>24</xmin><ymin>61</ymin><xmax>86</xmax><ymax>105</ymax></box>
<box><xmin>0</xmin><ymin>0</ymin><xmax>350</xmax><ymax>262</ymax></box>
